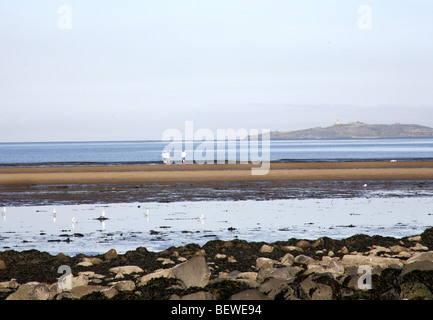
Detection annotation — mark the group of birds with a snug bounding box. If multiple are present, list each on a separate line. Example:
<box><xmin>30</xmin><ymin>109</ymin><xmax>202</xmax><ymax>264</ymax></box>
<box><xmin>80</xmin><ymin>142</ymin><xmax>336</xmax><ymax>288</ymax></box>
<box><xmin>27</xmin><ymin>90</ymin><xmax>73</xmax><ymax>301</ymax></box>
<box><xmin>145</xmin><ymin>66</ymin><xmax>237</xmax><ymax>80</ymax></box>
<box><xmin>0</xmin><ymin>206</ymin><xmax>206</xmax><ymax>227</ymax></box>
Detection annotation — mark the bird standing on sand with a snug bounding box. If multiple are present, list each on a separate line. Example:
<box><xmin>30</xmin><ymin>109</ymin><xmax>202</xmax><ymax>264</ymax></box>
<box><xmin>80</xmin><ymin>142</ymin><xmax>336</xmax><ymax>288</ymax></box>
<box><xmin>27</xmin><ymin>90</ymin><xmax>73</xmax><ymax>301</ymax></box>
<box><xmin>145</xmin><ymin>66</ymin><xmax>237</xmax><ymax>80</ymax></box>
<box><xmin>72</xmin><ymin>217</ymin><xmax>77</xmax><ymax>227</ymax></box>
<box><xmin>2</xmin><ymin>207</ymin><xmax>6</xmax><ymax>222</ymax></box>
<box><xmin>53</xmin><ymin>208</ymin><xmax>57</xmax><ymax>223</ymax></box>
<box><xmin>145</xmin><ymin>209</ymin><xmax>150</xmax><ymax>221</ymax></box>
<box><xmin>97</xmin><ymin>210</ymin><xmax>108</xmax><ymax>221</ymax></box>
<box><xmin>362</xmin><ymin>184</ymin><xmax>368</xmax><ymax>188</ymax></box>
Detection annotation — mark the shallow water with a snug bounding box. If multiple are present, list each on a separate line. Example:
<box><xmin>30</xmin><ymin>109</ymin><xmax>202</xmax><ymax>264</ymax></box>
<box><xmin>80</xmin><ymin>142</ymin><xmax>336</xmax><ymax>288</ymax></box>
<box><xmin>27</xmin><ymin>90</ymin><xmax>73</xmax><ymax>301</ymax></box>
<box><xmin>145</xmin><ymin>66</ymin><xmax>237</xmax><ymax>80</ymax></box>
<box><xmin>1</xmin><ymin>197</ymin><xmax>432</xmax><ymax>256</ymax></box>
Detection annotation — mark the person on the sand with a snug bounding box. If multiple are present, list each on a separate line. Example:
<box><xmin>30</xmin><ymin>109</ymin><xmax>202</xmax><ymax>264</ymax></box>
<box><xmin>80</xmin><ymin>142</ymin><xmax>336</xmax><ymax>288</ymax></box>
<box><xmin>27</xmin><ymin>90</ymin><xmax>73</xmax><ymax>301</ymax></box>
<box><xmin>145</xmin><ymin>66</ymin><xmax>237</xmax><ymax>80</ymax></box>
<box><xmin>181</xmin><ymin>150</ymin><xmax>186</xmax><ymax>164</ymax></box>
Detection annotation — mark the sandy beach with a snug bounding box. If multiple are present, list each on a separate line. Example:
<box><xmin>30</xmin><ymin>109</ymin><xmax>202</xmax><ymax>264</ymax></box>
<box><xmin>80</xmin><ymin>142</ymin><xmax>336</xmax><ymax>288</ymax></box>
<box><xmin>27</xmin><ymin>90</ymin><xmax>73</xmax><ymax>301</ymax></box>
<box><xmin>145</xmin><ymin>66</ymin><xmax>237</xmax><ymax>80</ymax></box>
<box><xmin>1</xmin><ymin>161</ymin><xmax>433</xmax><ymax>186</ymax></box>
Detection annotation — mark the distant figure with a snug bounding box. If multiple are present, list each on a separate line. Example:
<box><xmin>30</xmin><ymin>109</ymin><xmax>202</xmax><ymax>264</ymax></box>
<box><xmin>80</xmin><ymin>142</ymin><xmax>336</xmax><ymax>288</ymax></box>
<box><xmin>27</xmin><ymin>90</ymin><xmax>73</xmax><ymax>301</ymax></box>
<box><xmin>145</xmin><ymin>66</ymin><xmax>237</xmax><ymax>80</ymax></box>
<box><xmin>162</xmin><ymin>151</ymin><xmax>170</xmax><ymax>164</ymax></box>
<box><xmin>181</xmin><ymin>150</ymin><xmax>187</xmax><ymax>164</ymax></box>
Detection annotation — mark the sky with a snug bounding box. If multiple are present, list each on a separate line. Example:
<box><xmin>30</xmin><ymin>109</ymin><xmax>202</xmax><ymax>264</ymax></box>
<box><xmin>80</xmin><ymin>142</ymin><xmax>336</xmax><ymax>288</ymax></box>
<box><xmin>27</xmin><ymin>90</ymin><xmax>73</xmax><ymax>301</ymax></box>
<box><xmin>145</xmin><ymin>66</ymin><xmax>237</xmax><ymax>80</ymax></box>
<box><xmin>0</xmin><ymin>0</ymin><xmax>432</xmax><ymax>142</ymax></box>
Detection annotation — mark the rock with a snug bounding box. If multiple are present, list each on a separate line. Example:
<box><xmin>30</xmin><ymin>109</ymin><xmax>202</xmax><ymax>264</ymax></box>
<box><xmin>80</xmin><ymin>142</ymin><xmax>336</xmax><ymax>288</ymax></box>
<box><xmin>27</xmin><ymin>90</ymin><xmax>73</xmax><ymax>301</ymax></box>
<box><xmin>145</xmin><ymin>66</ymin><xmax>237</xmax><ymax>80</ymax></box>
<box><xmin>406</xmin><ymin>251</ymin><xmax>433</xmax><ymax>264</ymax></box>
<box><xmin>102</xmin><ymin>287</ymin><xmax>118</xmax><ymax>299</ymax></box>
<box><xmin>312</xmin><ymin>238</ymin><xmax>325</xmax><ymax>248</ymax></box>
<box><xmin>259</xmin><ymin>278</ymin><xmax>291</xmax><ymax>299</ymax></box>
<box><xmin>282</xmin><ymin>246</ymin><xmax>303</xmax><ymax>253</ymax></box>
<box><xmin>299</xmin><ymin>279</ymin><xmax>333</xmax><ymax>300</ymax></box>
<box><xmin>172</xmin><ymin>256</ymin><xmax>211</xmax><ymax>288</ymax></box>
<box><xmin>401</xmin><ymin>260</ymin><xmax>433</xmax><ymax>277</ymax></box>
<box><xmin>257</xmin><ymin>266</ymin><xmax>301</xmax><ymax>283</ymax></box>
<box><xmin>76</xmin><ymin>261</ymin><xmax>93</xmax><ymax>267</ymax></box>
<box><xmin>294</xmin><ymin>255</ymin><xmax>315</xmax><ymax>266</ymax></box>
<box><xmin>0</xmin><ymin>260</ymin><xmax>6</xmax><ymax>270</ymax></box>
<box><xmin>236</xmin><ymin>278</ymin><xmax>260</xmax><ymax>288</ymax></box>
<box><xmin>400</xmin><ymin>281</ymin><xmax>433</xmax><ymax>300</ymax></box>
<box><xmin>82</xmin><ymin>257</ymin><xmax>103</xmax><ymax>265</ymax></box>
<box><xmin>104</xmin><ymin>248</ymin><xmax>118</xmax><ymax>260</ymax></box>
<box><xmin>341</xmin><ymin>254</ymin><xmax>403</xmax><ymax>269</ymax></box>
<box><xmin>296</xmin><ymin>240</ymin><xmax>310</xmax><ymax>249</ymax></box>
<box><xmin>109</xmin><ymin>265</ymin><xmax>144</xmax><ymax>275</ymax></box>
<box><xmin>369</xmin><ymin>245</ymin><xmax>391</xmax><ymax>255</ymax></box>
<box><xmin>231</xmin><ymin>289</ymin><xmax>270</xmax><ymax>300</ymax></box>
<box><xmin>71</xmin><ymin>274</ymin><xmax>90</xmax><ymax>288</ymax></box>
<box><xmin>6</xmin><ymin>282</ymin><xmax>50</xmax><ymax>300</ymax></box>
<box><xmin>139</xmin><ymin>268</ymin><xmax>175</xmax><ymax>286</ymax></box>
<box><xmin>157</xmin><ymin>257</ymin><xmax>175</xmax><ymax>265</ymax></box>
<box><xmin>411</xmin><ymin>243</ymin><xmax>429</xmax><ymax>251</ymax></box>
<box><xmin>181</xmin><ymin>291</ymin><xmax>215</xmax><ymax>300</ymax></box>
<box><xmin>338</xmin><ymin>246</ymin><xmax>349</xmax><ymax>254</ymax></box>
<box><xmin>0</xmin><ymin>279</ymin><xmax>19</xmax><ymax>289</ymax></box>
<box><xmin>280</xmin><ymin>253</ymin><xmax>295</xmax><ymax>266</ymax></box>
<box><xmin>389</xmin><ymin>245</ymin><xmax>411</xmax><ymax>253</ymax></box>
<box><xmin>237</xmin><ymin>272</ymin><xmax>258</xmax><ymax>280</ymax></box>
<box><xmin>215</xmin><ymin>253</ymin><xmax>226</xmax><ymax>259</ymax></box>
<box><xmin>70</xmin><ymin>285</ymin><xmax>107</xmax><ymax>299</ymax></box>
<box><xmin>227</xmin><ymin>256</ymin><xmax>237</xmax><ymax>263</ymax></box>
<box><xmin>113</xmin><ymin>280</ymin><xmax>136</xmax><ymax>292</ymax></box>
<box><xmin>256</xmin><ymin>257</ymin><xmax>275</xmax><ymax>270</ymax></box>
<box><xmin>328</xmin><ymin>251</ymin><xmax>335</xmax><ymax>257</ymax></box>
<box><xmin>407</xmin><ymin>235</ymin><xmax>422</xmax><ymax>242</ymax></box>
<box><xmin>56</xmin><ymin>253</ymin><xmax>69</xmax><ymax>261</ymax></box>
<box><xmin>259</xmin><ymin>244</ymin><xmax>274</xmax><ymax>253</ymax></box>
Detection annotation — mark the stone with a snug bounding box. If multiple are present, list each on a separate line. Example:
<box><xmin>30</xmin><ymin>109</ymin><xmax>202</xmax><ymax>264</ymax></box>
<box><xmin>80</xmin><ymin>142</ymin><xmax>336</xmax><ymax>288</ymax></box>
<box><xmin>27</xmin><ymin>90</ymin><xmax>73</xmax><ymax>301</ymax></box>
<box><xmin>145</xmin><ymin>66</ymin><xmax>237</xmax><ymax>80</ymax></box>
<box><xmin>0</xmin><ymin>260</ymin><xmax>6</xmax><ymax>270</ymax></box>
<box><xmin>400</xmin><ymin>282</ymin><xmax>433</xmax><ymax>300</ymax></box>
<box><xmin>0</xmin><ymin>279</ymin><xmax>19</xmax><ymax>289</ymax></box>
<box><xmin>341</xmin><ymin>254</ymin><xmax>403</xmax><ymax>268</ymax></box>
<box><xmin>172</xmin><ymin>256</ymin><xmax>211</xmax><ymax>288</ymax></box>
<box><xmin>82</xmin><ymin>257</ymin><xmax>103</xmax><ymax>265</ymax></box>
<box><xmin>406</xmin><ymin>251</ymin><xmax>433</xmax><ymax>264</ymax></box>
<box><xmin>312</xmin><ymin>238</ymin><xmax>325</xmax><ymax>248</ymax></box>
<box><xmin>299</xmin><ymin>279</ymin><xmax>333</xmax><ymax>300</ymax></box>
<box><xmin>389</xmin><ymin>245</ymin><xmax>411</xmax><ymax>253</ymax></box>
<box><xmin>139</xmin><ymin>268</ymin><xmax>175</xmax><ymax>286</ymax></box>
<box><xmin>215</xmin><ymin>253</ymin><xmax>226</xmax><ymax>259</ymax></box>
<box><xmin>236</xmin><ymin>278</ymin><xmax>260</xmax><ymax>288</ymax></box>
<box><xmin>231</xmin><ymin>289</ymin><xmax>270</xmax><ymax>300</ymax></box>
<box><xmin>259</xmin><ymin>244</ymin><xmax>274</xmax><ymax>253</ymax></box>
<box><xmin>411</xmin><ymin>243</ymin><xmax>429</xmax><ymax>251</ymax></box>
<box><xmin>102</xmin><ymin>287</ymin><xmax>118</xmax><ymax>299</ymax></box>
<box><xmin>227</xmin><ymin>256</ymin><xmax>237</xmax><ymax>263</ymax></box>
<box><xmin>401</xmin><ymin>260</ymin><xmax>433</xmax><ymax>277</ymax></box>
<box><xmin>6</xmin><ymin>282</ymin><xmax>50</xmax><ymax>300</ymax></box>
<box><xmin>282</xmin><ymin>246</ymin><xmax>303</xmax><ymax>252</ymax></box>
<box><xmin>259</xmin><ymin>278</ymin><xmax>291</xmax><ymax>299</ymax></box>
<box><xmin>256</xmin><ymin>257</ymin><xmax>275</xmax><ymax>270</ymax></box>
<box><xmin>369</xmin><ymin>246</ymin><xmax>391</xmax><ymax>255</ymax></box>
<box><xmin>280</xmin><ymin>253</ymin><xmax>295</xmax><ymax>266</ymax></box>
<box><xmin>338</xmin><ymin>246</ymin><xmax>349</xmax><ymax>254</ymax></box>
<box><xmin>56</xmin><ymin>253</ymin><xmax>69</xmax><ymax>261</ymax></box>
<box><xmin>407</xmin><ymin>235</ymin><xmax>422</xmax><ymax>242</ymax></box>
<box><xmin>109</xmin><ymin>265</ymin><xmax>144</xmax><ymax>275</ymax></box>
<box><xmin>237</xmin><ymin>272</ymin><xmax>258</xmax><ymax>280</ymax></box>
<box><xmin>76</xmin><ymin>261</ymin><xmax>93</xmax><ymax>267</ymax></box>
<box><xmin>157</xmin><ymin>257</ymin><xmax>175</xmax><ymax>265</ymax></box>
<box><xmin>70</xmin><ymin>285</ymin><xmax>107</xmax><ymax>299</ymax></box>
<box><xmin>104</xmin><ymin>248</ymin><xmax>118</xmax><ymax>260</ymax></box>
<box><xmin>181</xmin><ymin>291</ymin><xmax>215</xmax><ymax>300</ymax></box>
<box><xmin>328</xmin><ymin>251</ymin><xmax>335</xmax><ymax>257</ymax></box>
<box><xmin>113</xmin><ymin>280</ymin><xmax>136</xmax><ymax>292</ymax></box>
<box><xmin>294</xmin><ymin>254</ymin><xmax>315</xmax><ymax>265</ymax></box>
<box><xmin>296</xmin><ymin>240</ymin><xmax>311</xmax><ymax>249</ymax></box>
<box><xmin>257</xmin><ymin>266</ymin><xmax>301</xmax><ymax>283</ymax></box>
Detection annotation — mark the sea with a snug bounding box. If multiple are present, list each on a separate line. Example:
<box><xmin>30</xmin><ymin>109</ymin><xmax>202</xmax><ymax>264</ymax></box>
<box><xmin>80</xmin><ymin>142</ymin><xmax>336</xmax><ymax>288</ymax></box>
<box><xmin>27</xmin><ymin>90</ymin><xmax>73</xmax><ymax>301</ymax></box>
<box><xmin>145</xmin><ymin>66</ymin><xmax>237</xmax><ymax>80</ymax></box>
<box><xmin>0</xmin><ymin>138</ymin><xmax>432</xmax><ymax>166</ymax></box>
<box><xmin>1</xmin><ymin>138</ymin><xmax>433</xmax><ymax>255</ymax></box>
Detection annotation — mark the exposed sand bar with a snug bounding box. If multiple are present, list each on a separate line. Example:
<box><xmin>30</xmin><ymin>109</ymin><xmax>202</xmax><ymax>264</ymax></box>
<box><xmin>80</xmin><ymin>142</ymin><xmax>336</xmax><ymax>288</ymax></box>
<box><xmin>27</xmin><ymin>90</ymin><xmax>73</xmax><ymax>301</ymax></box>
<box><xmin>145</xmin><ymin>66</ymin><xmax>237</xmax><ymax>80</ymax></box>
<box><xmin>1</xmin><ymin>161</ymin><xmax>433</xmax><ymax>186</ymax></box>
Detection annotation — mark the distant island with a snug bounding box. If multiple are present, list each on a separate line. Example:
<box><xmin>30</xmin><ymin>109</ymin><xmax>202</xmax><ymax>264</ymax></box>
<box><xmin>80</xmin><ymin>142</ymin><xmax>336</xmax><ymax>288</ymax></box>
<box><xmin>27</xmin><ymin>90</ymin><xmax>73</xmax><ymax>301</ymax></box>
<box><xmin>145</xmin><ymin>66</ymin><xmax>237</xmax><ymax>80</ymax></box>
<box><xmin>254</xmin><ymin>121</ymin><xmax>433</xmax><ymax>140</ymax></box>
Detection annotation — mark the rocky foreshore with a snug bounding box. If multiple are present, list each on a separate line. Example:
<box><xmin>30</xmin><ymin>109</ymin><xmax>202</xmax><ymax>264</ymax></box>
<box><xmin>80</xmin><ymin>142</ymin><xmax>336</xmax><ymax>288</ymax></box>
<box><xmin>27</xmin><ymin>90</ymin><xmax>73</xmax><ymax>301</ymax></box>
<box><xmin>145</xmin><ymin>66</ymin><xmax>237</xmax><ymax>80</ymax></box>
<box><xmin>2</xmin><ymin>228</ymin><xmax>433</xmax><ymax>300</ymax></box>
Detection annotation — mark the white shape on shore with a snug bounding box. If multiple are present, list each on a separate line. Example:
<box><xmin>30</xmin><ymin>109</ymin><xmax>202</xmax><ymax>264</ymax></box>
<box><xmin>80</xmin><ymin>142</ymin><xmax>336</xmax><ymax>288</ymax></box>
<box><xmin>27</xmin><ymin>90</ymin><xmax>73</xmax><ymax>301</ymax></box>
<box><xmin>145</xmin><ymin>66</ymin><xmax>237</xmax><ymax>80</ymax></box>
<box><xmin>198</xmin><ymin>214</ymin><xmax>205</xmax><ymax>224</ymax></box>
<box><xmin>362</xmin><ymin>184</ymin><xmax>368</xmax><ymax>188</ymax></box>
<box><xmin>145</xmin><ymin>209</ymin><xmax>150</xmax><ymax>221</ymax></box>
<box><xmin>53</xmin><ymin>208</ymin><xmax>56</xmax><ymax>214</ymax></box>
<box><xmin>2</xmin><ymin>207</ymin><xmax>6</xmax><ymax>214</ymax></box>
<box><xmin>101</xmin><ymin>210</ymin><xmax>105</xmax><ymax>218</ymax></box>
<box><xmin>2</xmin><ymin>208</ymin><xmax>5</xmax><ymax>222</ymax></box>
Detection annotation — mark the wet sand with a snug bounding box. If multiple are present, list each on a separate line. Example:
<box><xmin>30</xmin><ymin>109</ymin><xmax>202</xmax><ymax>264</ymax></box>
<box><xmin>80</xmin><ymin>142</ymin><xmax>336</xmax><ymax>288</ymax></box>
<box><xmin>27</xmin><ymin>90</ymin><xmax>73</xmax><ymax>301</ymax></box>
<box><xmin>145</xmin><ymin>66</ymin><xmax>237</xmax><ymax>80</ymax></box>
<box><xmin>1</xmin><ymin>161</ymin><xmax>433</xmax><ymax>186</ymax></box>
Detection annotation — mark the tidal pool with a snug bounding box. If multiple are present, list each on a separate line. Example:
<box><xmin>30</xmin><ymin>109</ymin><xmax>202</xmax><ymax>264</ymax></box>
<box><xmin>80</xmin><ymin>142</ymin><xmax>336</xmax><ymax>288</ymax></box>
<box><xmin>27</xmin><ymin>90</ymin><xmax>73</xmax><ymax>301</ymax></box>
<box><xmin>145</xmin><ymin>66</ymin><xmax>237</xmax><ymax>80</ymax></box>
<box><xmin>0</xmin><ymin>197</ymin><xmax>432</xmax><ymax>255</ymax></box>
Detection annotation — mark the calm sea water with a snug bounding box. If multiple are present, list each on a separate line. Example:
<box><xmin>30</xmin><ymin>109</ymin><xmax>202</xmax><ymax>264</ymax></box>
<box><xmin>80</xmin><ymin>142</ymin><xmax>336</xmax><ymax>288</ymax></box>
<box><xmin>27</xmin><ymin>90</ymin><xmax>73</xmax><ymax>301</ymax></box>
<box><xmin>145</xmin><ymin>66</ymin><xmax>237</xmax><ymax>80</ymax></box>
<box><xmin>0</xmin><ymin>138</ymin><xmax>432</xmax><ymax>165</ymax></box>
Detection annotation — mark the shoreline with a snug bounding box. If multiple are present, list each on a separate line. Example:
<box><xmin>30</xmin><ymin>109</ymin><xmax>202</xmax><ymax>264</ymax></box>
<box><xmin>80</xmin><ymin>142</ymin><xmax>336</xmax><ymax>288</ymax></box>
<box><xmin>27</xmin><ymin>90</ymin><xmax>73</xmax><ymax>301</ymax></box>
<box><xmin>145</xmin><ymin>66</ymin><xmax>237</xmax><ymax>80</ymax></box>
<box><xmin>2</xmin><ymin>227</ymin><xmax>433</xmax><ymax>300</ymax></box>
<box><xmin>1</xmin><ymin>160</ymin><xmax>433</xmax><ymax>186</ymax></box>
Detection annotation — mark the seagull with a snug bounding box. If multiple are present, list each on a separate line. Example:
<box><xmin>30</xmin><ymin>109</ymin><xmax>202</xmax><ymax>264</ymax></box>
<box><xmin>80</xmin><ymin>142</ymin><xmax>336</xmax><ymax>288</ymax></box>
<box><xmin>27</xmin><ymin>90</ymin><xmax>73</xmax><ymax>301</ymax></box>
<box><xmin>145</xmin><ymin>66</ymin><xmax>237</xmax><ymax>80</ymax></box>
<box><xmin>362</xmin><ymin>184</ymin><xmax>368</xmax><ymax>188</ymax></box>
<box><xmin>1</xmin><ymin>207</ymin><xmax>6</xmax><ymax>222</ymax></box>
<box><xmin>53</xmin><ymin>208</ymin><xmax>56</xmax><ymax>215</ymax></box>
<box><xmin>2</xmin><ymin>207</ymin><xmax>6</xmax><ymax>214</ymax></box>
<box><xmin>72</xmin><ymin>217</ymin><xmax>77</xmax><ymax>224</ymax></box>
<box><xmin>145</xmin><ymin>209</ymin><xmax>150</xmax><ymax>221</ymax></box>
<box><xmin>198</xmin><ymin>214</ymin><xmax>205</xmax><ymax>224</ymax></box>
<box><xmin>96</xmin><ymin>210</ymin><xmax>108</xmax><ymax>221</ymax></box>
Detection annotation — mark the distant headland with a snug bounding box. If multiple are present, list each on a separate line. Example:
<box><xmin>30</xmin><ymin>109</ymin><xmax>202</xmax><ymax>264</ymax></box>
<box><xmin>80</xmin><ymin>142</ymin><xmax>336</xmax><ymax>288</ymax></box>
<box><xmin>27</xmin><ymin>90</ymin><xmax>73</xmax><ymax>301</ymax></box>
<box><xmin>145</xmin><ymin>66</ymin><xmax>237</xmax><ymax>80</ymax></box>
<box><xmin>255</xmin><ymin>121</ymin><xmax>433</xmax><ymax>140</ymax></box>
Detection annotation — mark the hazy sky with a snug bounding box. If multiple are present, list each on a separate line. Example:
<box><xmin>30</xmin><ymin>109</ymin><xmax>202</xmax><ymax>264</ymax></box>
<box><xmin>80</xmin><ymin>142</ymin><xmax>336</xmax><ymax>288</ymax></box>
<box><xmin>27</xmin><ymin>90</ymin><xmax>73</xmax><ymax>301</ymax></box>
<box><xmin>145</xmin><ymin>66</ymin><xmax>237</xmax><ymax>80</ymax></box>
<box><xmin>1</xmin><ymin>1</ymin><xmax>432</xmax><ymax>142</ymax></box>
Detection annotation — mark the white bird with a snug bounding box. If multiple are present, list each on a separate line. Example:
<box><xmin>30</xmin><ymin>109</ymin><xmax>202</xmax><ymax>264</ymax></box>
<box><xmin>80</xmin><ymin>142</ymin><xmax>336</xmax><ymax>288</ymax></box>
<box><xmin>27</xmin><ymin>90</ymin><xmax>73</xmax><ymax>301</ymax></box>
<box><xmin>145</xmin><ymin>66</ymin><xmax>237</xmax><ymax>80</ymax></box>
<box><xmin>1</xmin><ymin>207</ymin><xmax>5</xmax><ymax>222</ymax></box>
<box><xmin>53</xmin><ymin>208</ymin><xmax>56</xmax><ymax>215</ymax></box>
<box><xmin>198</xmin><ymin>214</ymin><xmax>205</xmax><ymax>223</ymax></box>
<box><xmin>145</xmin><ymin>209</ymin><xmax>150</xmax><ymax>216</ymax></box>
<box><xmin>362</xmin><ymin>184</ymin><xmax>368</xmax><ymax>188</ymax></box>
<box><xmin>72</xmin><ymin>217</ymin><xmax>77</xmax><ymax>224</ymax></box>
<box><xmin>2</xmin><ymin>207</ymin><xmax>6</xmax><ymax>214</ymax></box>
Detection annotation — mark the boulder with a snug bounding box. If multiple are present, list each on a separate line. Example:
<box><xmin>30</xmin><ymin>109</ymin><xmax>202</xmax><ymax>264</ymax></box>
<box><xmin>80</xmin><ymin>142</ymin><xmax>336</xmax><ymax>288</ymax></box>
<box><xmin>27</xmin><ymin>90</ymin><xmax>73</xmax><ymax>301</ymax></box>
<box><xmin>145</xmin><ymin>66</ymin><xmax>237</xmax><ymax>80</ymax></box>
<box><xmin>259</xmin><ymin>278</ymin><xmax>292</xmax><ymax>299</ymax></box>
<box><xmin>341</xmin><ymin>254</ymin><xmax>403</xmax><ymax>268</ymax></box>
<box><xmin>259</xmin><ymin>244</ymin><xmax>274</xmax><ymax>253</ymax></box>
<box><xmin>0</xmin><ymin>260</ymin><xmax>6</xmax><ymax>270</ymax></box>
<box><xmin>104</xmin><ymin>248</ymin><xmax>118</xmax><ymax>260</ymax></box>
<box><xmin>406</xmin><ymin>251</ymin><xmax>433</xmax><ymax>264</ymax></box>
<box><xmin>6</xmin><ymin>282</ymin><xmax>50</xmax><ymax>300</ymax></box>
<box><xmin>109</xmin><ymin>265</ymin><xmax>144</xmax><ymax>275</ymax></box>
<box><xmin>256</xmin><ymin>257</ymin><xmax>275</xmax><ymax>270</ymax></box>
<box><xmin>400</xmin><ymin>281</ymin><xmax>433</xmax><ymax>300</ymax></box>
<box><xmin>113</xmin><ymin>280</ymin><xmax>136</xmax><ymax>292</ymax></box>
<box><xmin>296</xmin><ymin>240</ymin><xmax>311</xmax><ymax>249</ymax></box>
<box><xmin>171</xmin><ymin>256</ymin><xmax>211</xmax><ymax>288</ymax></box>
<box><xmin>299</xmin><ymin>279</ymin><xmax>333</xmax><ymax>300</ymax></box>
<box><xmin>70</xmin><ymin>285</ymin><xmax>108</xmax><ymax>299</ymax></box>
<box><xmin>139</xmin><ymin>268</ymin><xmax>175</xmax><ymax>286</ymax></box>
<box><xmin>401</xmin><ymin>260</ymin><xmax>433</xmax><ymax>277</ymax></box>
<box><xmin>294</xmin><ymin>255</ymin><xmax>316</xmax><ymax>266</ymax></box>
<box><xmin>280</xmin><ymin>253</ymin><xmax>295</xmax><ymax>266</ymax></box>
